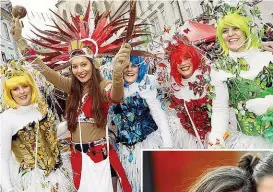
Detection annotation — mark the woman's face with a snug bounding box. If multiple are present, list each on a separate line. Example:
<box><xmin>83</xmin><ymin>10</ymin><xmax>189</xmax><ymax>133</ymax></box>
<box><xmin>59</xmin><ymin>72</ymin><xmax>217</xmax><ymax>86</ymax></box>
<box><xmin>222</xmin><ymin>25</ymin><xmax>247</xmax><ymax>52</ymax></box>
<box><xmin>10</xmin><ymin>84</ymin><xmax>32</xmax><ymax>106</ymax></box>
<box><xmin>71</xmin><ymin>56</ymin><xmax>93</xmax><ymax>83</ymax></box>
<box><xmin>177</xmin><ymin>57</ymin><xmax>194</xmax><ymax>79</ymax></box>
<box><xmin>123</xmin><ymin>64</ymin><xmax>139</xmax><ymax>85</ymax></box>
<box><xmin>257</xmin><ymin>176</ymin><xmax>273</xmax><ymax>192</ymax></box>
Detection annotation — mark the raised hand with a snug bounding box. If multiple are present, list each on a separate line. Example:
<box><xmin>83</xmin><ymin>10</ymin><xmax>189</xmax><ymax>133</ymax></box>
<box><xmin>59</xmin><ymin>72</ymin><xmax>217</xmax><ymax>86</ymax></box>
<box><xmin>10</xmin><ymin>16</ymin><xmax>22</xmax><ymax>42</ymax></box>
<box><xmin>261</xmin><ymin>41</ymin><xmax>273</xmax><ymax>53</ymax></box>
<box><xmin>112</xmin><ymin>43</ymin><xmax>132</xmax><ymax>74</ymax></box>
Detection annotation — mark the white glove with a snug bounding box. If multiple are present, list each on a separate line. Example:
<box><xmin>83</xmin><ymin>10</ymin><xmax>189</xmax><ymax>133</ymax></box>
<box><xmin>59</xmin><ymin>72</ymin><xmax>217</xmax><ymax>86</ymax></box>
<box><xmin>208</xmin><ymin>132</ymin><xmax>226</xmax><ymax>149</ymax></box>
<box><xmin>246</xmin><ymin>96</ymin><xmax>273</xmax><ymax>116</ymax></box>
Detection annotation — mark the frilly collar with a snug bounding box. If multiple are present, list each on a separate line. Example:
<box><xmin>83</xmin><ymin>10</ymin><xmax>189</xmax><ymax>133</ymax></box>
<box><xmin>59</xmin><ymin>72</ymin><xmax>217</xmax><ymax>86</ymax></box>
<box><xmin>228</xmin><ymin>48</ymin><xmax>258</xmax><ymax>60</ymax></box>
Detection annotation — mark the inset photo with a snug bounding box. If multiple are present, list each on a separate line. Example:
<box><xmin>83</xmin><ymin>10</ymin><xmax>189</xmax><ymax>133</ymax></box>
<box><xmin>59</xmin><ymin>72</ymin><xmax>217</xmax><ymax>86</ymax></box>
<box><xmin>143</xmin><ymin>151</ymin><xmax>273</xmax><ymax>192</ymax></box>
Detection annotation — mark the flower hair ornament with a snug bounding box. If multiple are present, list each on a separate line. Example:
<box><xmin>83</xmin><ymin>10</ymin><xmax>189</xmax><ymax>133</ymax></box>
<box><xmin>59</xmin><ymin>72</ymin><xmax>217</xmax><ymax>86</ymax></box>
<box><xmin>0</xmin><ymin>59</ymin><xmax>56</xmax><ymax>114</ymax></box>
<box><xmin>27</xmin><ymin>0</ymin><xmax>153</xmax><ymax>70</ymax></box>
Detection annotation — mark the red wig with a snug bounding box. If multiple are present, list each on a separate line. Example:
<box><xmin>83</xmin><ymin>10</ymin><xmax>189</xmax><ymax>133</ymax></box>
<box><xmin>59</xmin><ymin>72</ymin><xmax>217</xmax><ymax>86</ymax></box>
<box><xmin>169</xmin><ymin>43</ymin><xmax>201</xmax><ymax>86</ymax></box>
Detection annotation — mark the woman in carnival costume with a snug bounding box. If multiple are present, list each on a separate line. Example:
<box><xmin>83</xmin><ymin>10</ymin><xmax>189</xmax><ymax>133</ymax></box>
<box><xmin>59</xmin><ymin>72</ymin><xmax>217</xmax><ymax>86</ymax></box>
<box><xmin>209</xmin><ymin>1</ymin><xmax>273</xmax><ymax>149</ymax></box>
<box><xmin>150</xmin><ymin>33</ymin><xmax>235</xmax><ymax>149</ymax></box>
<box><xmin>108</xmin><ymin>56</ymin><xmax>173</xmax><ymax>191</ymax></box>
<box><xmin>165</xmin><ymin>36</ymin><xmax>213</xmax><ymax>149</ymax></box>
<box><xmin>0</xmin><ymin>60</ymin><xmax>76</xmax><ymax>192</ymax></box>
<box><xmin>11</xmin><ymin>2</ymin><xmax>151</xmax><ymax>191</ymax></box>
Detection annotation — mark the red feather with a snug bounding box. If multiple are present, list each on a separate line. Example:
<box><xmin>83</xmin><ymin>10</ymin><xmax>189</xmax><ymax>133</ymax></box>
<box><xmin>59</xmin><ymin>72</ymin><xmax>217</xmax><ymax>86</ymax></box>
<box><xmin>42</xmin><ymin>52</ymin><xmax>62</xmax><ymax>62</ymax></box>
<box><xmin>92</xmin><ymin>17</ymin><xmax>108</xmax><ymax>40</ymax></box>
<box><xmin>29</xmin><ymin>39</ymin><xmax>68</xmax><ymax>51</ymax></box>
<box><xmin>53</xmin><ymin>62</ymin><xmax>71</xmax><ymax>71</ymax></box>
<box><xmin>51</xmin><ymin>19</ymin><xmax>75</xmax><ymax>38</ymax></box>
<box><xmin>125</xmin><ymin>0</ymin><xmax>137</xmax><ymax>42</ymax></box>
<box><xmin>49</xmin><ymin>9</ymin><xmax>80</xmax><ymax>39</ymax></box>
<box><xmin>71</xmin><ymin>14</ymin><xmax>80</xmax><ymax>30</ymax></box>
<box><xmin>83</xmin><ymin>1</ymin><xmax>91</xmax><ymax>22</ymax></box>
<box><xmin>35</xmin><ymin>51</ymin><xmax>61</xmax><ymax>56</ymax></box>
<box><xmin>131</xmin><ymin>50</ymin><xmax>155</xmax><ymax>58</ymax></box>
<box><xmin>30</xmin><ymin>30</ymin><xmax>61</xmax><ymax>44</ymax></box>
<box><xmin>97</xmin><ymin>26</ymin><xmax>114</xmax><ymax>46</ymax></box>
<box><xmin>49</xmin><ymin>54</ymin><xmax>69</xmax><ymax>65</ymax></box>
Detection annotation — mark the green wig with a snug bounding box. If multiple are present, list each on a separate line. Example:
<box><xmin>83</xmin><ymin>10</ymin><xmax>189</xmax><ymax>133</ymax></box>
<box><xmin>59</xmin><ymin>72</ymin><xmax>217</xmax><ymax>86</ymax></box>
<box><xmin>217</xmin><ymin>12</ymin><xmax>260</xmax><ymax>55</ymax></box>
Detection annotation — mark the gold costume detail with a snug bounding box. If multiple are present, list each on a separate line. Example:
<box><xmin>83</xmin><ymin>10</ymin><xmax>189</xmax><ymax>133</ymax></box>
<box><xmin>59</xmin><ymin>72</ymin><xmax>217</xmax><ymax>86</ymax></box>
<box><xmin>12</xmin><ymin>111</ymin><xmax>60</xmax><ymax>176</ymax></box>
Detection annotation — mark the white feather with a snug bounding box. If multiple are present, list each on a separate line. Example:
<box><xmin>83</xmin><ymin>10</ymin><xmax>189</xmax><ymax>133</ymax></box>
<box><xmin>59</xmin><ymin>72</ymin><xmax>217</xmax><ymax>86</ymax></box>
<box><xmin>101</xmin><ymin>26</ymin><xmax>126</xmax><ymax>47</ymax></box>
<box><xmin>89</xmin><ymin>18</ymin><xmax>95</xmax><ymax>36</ymax></box>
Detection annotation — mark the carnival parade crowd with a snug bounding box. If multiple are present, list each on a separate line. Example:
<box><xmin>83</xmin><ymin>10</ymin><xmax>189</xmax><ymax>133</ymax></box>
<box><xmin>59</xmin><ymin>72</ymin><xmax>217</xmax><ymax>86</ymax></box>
<box><xmin>1</xmin><ymin>0</ymin><xmax>273</xmax><ymax>191</ymax></box>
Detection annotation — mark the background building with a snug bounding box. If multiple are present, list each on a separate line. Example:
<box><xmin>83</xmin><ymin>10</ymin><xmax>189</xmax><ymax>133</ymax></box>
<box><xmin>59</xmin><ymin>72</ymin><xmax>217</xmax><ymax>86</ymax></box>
<box><xmin>258</xmin><ymin>0</ymin><xmax>273</xmax><ymax>23</ymax></box>
<box><xmin>55</xmin><ymin>0</ymin><xmax>203</xmax><ymax>39</ymax></box>
<box><xmin>0</xmin><ymin>0</ymin><xmax>19</xmax><ymax>63</ymax></box>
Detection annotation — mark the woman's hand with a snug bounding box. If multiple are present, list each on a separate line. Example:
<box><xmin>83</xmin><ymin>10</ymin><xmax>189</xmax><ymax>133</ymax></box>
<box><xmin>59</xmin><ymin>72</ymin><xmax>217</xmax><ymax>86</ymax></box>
<box><xmin>112</xmin><ymin>43</ymin><xmax>132</xmax><ymax>74</ymax></box>
<box><xmin>10</xmin><ymin>16</ymin><xmax>22</xmax><ymax>42</ymax></box>
<box><xmin>261</xmin><ymin>41</ymin><xmax>273</xmax><ymax>53</ymax></box>
<box><xmin>208</xmin><ymin>132</ymin><xmax>226</xmax><ymax>149</ymax></box>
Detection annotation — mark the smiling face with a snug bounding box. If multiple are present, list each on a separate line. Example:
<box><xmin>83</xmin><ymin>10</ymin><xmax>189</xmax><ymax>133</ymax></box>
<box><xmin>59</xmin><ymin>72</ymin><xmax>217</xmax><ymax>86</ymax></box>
<box><xmin>71</xmin><ymin>56</ymin><xmax>93</xmax><ymax>83</ymax></box>
<box><xmin>177</xmin><ymin>57</ymin><xmax>194</xmax><ymax>79</ymax></box>
<box><xmin>10</xmin><ymin>84</ymin><xmax>32</xmax><ymax>106</ymax></box>
<box><xmin>222</xmin><ymin>25</ymin><xmax>247</xmax><ymax>52</ymax></box>
<box><xmin>123</xmin><ymin>64</ymin><xmax>139</xmax><ymax>84</ymax></box>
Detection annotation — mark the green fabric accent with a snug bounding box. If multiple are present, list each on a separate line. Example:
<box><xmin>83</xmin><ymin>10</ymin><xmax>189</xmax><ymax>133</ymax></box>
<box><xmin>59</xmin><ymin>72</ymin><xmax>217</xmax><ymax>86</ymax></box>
<box><xmin>227</xmin><ymin>62</ymin><xmax>273</xmax><ymax>141</ymax></box>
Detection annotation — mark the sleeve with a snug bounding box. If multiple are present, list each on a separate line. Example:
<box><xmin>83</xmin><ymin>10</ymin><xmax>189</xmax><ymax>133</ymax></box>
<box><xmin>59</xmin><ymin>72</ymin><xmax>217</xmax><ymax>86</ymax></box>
<box><xmin>141</xmin><ymin>75</ymin><xmax>173</xmax><ymax>148</ymax></box>
<box><xmin>246</xmin><ymin>95</ymin><xmax>273</xmax><ymax>116</ymax></box>
<box><xmin>32</xmin><ymin>58</ymin><xmax>71</xmax><ymax>93</ymax></box>
<box><xmin>109</xmin><ymin>71</ymin><xmax>124</xmax><ymax>103</ymax></box>
<box><xmin>0</xmin><ymin>113</ymin><xmax>14</xmax><ymax>191</ymax></box>
<box><xmin>208</xmin><ymin>70</ymin><xmax>230</xmax><ymax>146</ymax></box>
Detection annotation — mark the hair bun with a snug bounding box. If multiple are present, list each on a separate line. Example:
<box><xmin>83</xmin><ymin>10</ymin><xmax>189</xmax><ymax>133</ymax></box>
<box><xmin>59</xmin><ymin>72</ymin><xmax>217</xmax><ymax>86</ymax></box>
<box><xmin>238</xmin><ymin>153</ymin><xmax>260</xmax><ymax>175</ymax></box>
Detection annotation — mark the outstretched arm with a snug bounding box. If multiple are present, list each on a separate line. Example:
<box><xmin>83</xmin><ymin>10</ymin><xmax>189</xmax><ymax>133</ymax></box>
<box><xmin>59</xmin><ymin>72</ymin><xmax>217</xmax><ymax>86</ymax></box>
<box><xmin>10</xmin><ymin>16</ymin><xmax>71</xmax><ymax>93</ymax></box>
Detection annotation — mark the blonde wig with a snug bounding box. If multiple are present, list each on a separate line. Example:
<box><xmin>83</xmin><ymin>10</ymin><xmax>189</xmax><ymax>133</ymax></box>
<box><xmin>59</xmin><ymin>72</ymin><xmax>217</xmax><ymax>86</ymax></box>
<box><xmin>217</xmin><ymin>12</ymin><xmax>260</xmax><ymax>55</ymax></box>
<box><xmin>3</xmin><ymin>72</ymin><xmax>39</xmax><ymax>108</ymax></box>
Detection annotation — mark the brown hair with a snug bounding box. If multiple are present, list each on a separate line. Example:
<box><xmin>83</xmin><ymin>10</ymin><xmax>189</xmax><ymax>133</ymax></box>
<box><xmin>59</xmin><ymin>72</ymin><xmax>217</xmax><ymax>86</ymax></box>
<box><xmin>66</xmin><ymin>56</ymin><xmax>107</xmax><ymax>132</ymax></box>
<box><xmin>188</xmin><ymin>154</ymin><xmax>257</xmax><ymax>192</ymax></box>
<box><xmin>253</xmin><ymin>152</ymin><xmax>273</xmax><ymax>184</ymax></box>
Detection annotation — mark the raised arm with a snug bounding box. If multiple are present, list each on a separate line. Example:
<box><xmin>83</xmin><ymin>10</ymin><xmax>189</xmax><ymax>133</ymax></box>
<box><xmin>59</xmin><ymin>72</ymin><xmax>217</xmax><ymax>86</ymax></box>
<box><xmin>208</xmin><ymin>69</ymin><xmax>230</xmax><ymax>147</ymax></box>
<box><xmin>11</xmin><ymin>16</ymin><xmax>71</xmax><ymax>93</ymax></box>
<box><xmin>110</xmin><ymin>43</ymin><xmax>131</xmax><ymax>102</ymax></box>
<box><xmin>142</xmin><ymin>75</ymin><xmax>173</xmax><ymax>148</ymax></box>
<box><xmin>32</xmin><ymin>58</ymin><xmax>71</xmax><ymax>93</ymax></box>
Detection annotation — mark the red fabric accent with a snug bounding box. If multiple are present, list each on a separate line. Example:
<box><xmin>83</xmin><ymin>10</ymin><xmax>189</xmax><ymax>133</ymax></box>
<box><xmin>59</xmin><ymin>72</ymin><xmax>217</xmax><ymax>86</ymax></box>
<box><xmin>105</xmin><ymin>89</ymin><xmax>120</xmax><ymax>104</ymax></box>
<box><xmin>81</xmin><ymin>95</ymin><xmax>110</xmax><ymax>118</ymax></box>
<box><xmin>70</xmin><ymin>144</ymin><xmax>132</xmax><ymax>191</ymax></box>
<box><xmin>181</xmin><ymin>20</ymin><xmax>216</xmax><ymax>44</ymax></box>
<box><xmin>171</xmin><ymin>95</ymin><xmax>212</xmax><ymax>142</ymax></box>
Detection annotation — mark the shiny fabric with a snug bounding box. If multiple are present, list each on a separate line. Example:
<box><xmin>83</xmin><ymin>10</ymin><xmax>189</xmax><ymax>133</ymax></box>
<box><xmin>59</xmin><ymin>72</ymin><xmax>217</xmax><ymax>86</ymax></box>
<box><xmin>109</xmin><ymin>92</ymin><xmax>158</xmax><ymax>146</ymax></box>
<box><xmin>11</xmin><ymin>112</ymin><xmax>61</xmax><ymax>176</ymax></box>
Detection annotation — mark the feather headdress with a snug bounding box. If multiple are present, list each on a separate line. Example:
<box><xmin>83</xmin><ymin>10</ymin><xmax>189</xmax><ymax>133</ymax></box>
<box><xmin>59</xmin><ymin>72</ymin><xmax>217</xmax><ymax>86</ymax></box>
<box><xmin>29</xmin><ymin>1</ymin><xmax>153</xmax><ymax>70</ymax></box>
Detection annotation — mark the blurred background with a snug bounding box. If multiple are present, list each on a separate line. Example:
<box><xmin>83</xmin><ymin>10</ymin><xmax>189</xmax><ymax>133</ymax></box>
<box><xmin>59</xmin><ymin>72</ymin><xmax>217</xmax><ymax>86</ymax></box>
<box><xmin>143</xmin><ymin>150</ymin><xmax>270</xmax><ymax>192</ymax></box>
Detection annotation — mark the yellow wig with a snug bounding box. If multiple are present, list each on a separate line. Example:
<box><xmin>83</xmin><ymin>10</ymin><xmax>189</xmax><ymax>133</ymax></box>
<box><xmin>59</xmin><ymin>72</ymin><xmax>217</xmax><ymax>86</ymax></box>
<box><xmin>217</xmin><ymin>12</ymin><xmax>260</xmax><ymax>55</ymax></box>
<box><xmin>3</xmin><ymin>72</ymin><xmax>39</xmax><ymax>108</ymax></box>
